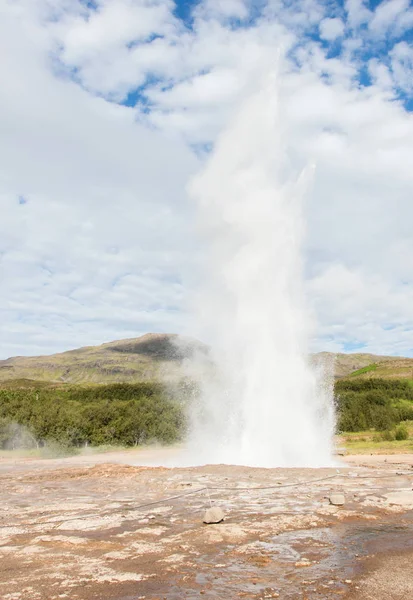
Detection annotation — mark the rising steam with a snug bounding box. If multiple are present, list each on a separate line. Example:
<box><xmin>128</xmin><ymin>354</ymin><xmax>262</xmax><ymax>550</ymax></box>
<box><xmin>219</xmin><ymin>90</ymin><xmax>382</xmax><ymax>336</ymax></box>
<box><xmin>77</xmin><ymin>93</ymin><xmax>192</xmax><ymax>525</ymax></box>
<box><xmin>184</xmin><ymin>70</ymin><xmax>335</xmax><ymax>467</ymax></box>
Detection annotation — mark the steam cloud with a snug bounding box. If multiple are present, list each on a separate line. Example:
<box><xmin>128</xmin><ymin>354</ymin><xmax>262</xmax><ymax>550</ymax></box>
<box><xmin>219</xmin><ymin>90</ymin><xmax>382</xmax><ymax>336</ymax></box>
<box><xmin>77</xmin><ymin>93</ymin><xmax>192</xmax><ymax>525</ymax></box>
<box><xmin>184</xmin><ymin>70</ymin><xmax>335</xmax><ymax>467</ymax></box>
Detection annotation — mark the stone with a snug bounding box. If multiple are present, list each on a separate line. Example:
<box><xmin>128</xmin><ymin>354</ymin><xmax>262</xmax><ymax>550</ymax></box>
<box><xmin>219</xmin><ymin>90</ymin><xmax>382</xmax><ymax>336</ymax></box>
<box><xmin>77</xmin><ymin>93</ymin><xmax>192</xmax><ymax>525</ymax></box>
<box><xmin>385</xmin><ymin>490</ymin><xmax>413</xmax><ymax>508</ymax></box>
<box><xmin>329</xmin><ymin>493</ymin><xmax>345</xmax><ymax>506</ymax></box>
<box><xmin>295</xmin><ymin>559</ymin><xmax>311</xmax><ymax>568</ymax></box>
<box><xmin>203</xmin><ymin>507</ymin><xmax>225</xmax><ymax>524</ymax></box>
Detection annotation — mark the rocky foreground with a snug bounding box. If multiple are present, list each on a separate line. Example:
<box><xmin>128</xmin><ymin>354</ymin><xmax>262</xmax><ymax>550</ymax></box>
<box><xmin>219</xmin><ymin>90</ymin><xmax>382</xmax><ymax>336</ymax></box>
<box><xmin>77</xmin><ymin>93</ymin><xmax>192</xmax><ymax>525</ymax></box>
<box><xmin>1</xmin><ymin>449</ymin><xmax>413</xmax><ymax>599</ymax></box>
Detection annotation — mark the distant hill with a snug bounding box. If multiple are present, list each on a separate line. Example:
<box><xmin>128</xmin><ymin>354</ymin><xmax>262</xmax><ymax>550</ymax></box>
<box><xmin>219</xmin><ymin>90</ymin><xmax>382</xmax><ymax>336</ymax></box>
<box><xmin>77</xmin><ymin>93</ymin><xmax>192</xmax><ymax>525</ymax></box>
<box><xmin>0</xmin><ymin>334</ymin><xmax>208</xmax><ymax>385</ymax></box>
<box><xmin>316</xmin><ymin>352</ymin><xmax>413</xmax><ymax>380</ymax></box>
<box><xmin>0</xmin><ymin>334</ymin><xmax>412</xmax><ymax>385</ymax></box>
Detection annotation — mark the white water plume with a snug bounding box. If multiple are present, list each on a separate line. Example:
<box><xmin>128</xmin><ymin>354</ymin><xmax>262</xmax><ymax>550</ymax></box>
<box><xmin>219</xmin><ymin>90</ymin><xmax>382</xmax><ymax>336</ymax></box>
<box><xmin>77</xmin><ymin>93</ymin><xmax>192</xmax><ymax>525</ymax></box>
<box><xmin>185</xmin><ymin>70</ymin><xmax>335</xmax><ymax>467</ymax></box>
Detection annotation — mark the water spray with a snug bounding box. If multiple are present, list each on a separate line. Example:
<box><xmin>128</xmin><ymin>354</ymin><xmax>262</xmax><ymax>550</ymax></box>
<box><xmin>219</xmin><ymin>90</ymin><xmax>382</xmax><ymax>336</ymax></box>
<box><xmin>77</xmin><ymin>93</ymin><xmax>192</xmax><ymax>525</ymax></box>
<box><xmin>185</xmin><ymin>69</ymin><xmax>335</xmax><ymax>467</ymax></box>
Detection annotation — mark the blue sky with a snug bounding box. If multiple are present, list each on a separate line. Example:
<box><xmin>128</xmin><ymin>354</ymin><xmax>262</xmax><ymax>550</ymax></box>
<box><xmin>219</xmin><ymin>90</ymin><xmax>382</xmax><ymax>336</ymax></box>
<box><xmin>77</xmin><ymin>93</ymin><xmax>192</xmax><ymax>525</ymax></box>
<box><xmin>1</xmin><ymin>0</ymin><xmax>413</xmax><ymax>359</ymax></box>
<box><xmin>97</xmin><ymin>0</ymin><xmax>413</xmax><ymax>112</ymax></box>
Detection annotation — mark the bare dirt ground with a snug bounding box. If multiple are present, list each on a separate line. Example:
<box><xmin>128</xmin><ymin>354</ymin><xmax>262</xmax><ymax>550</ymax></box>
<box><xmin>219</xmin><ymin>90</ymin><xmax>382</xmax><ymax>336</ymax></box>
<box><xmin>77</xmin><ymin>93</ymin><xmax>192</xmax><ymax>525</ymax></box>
<box><xmin>1</xmin><ymin>449</ymin><xmax>413</xmax><ymax>600</ymax></box>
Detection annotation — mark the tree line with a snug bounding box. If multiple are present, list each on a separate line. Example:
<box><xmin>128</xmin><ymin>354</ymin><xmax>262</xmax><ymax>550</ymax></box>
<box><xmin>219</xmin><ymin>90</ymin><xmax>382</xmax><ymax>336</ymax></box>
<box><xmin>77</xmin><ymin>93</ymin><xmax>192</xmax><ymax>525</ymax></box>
<box><xmin>335</xmin><ymin>378</ymin><xmax>413</xmax><ymax>432</ymax></box>
<box><xmin>1</xmin><ymin>377</ymin><xmax>413</xmax><ymax>450</ymax></box>
<box><xmin>0</xmin><ymin>382</ymin><xmax>186</xmax><ymax>450</ymax></box>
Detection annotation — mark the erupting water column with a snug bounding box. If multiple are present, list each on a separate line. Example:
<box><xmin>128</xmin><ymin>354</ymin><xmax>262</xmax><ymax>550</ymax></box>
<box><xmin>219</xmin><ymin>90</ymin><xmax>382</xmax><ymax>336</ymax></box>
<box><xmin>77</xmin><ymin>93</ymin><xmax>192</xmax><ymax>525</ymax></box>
<box><xmin>186</xmin><ymin>70</ymin><xmax>335</xmax><ymax>467</ymax></box>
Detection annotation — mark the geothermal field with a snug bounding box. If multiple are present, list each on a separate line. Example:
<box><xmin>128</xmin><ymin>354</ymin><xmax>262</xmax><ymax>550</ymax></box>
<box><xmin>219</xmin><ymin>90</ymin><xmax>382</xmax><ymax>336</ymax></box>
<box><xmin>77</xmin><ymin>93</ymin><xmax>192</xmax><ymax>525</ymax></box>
<box><xmin>2</xmin><ymin>448</ymin><xmax>413</xmax><ymax>600</ymax></box>
<box><xmin>2</xmin><ymin>69</ymin><xmax>413</xmax><ymax>600</ymax></box>
<box><xmin>2</xmin><ymin>5</ymin><xmax>413</xmax><ymax>599</ymax></box>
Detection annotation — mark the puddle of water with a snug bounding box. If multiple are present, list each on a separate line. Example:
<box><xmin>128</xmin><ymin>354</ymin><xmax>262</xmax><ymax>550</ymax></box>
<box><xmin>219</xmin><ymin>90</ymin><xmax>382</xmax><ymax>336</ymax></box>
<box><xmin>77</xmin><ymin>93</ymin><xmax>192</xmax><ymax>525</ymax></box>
<box><xmin>162</xmin><ymin>515</ymin><xmax>413</xmax><ymax>600</ymax></box>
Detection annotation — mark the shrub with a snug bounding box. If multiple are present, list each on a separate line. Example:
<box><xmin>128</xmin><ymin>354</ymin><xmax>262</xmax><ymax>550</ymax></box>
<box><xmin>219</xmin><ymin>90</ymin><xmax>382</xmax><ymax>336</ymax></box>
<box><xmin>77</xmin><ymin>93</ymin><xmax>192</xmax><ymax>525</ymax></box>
<box><xmin>394</xmin><ymin>400</ymin><xmax>413</xmax><ymax>422</ymax></box>
<box><xmin>335</xmin><ymin>378</ymin><xmax>413</xmax><ymax>433</ymax></box>
<box><xmin>378</xmin><ymin>430</ymin><xmax>395</xmax><ymax>442</ymax></box>
<box><xmin>0</xmin><ymin>383</ymin><xmax>186</xmax><ymax>449</ymax></box>
<box><xmin>370</xmin><ymin>405</ymin><xmax>397</xmax><ymax>431</ymax></box>
<box><xmin>395</xmin><ymin>424</ymin><xmax>409</xmax><ymax>441</ymax></box>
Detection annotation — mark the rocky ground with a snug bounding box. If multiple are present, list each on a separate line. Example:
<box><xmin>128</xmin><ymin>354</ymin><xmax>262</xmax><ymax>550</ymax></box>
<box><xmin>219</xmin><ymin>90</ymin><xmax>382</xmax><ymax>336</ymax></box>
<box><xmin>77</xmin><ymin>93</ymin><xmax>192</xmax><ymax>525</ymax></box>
<box><xmin>1</xmin><ymin>449</ymin><xmax>413</xmax><ymax>599</ymax></box>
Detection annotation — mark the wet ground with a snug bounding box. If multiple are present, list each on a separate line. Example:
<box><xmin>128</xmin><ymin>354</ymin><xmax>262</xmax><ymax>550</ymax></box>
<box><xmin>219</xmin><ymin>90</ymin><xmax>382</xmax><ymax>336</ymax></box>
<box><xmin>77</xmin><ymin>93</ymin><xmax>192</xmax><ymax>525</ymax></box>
<box><xmin>1</xmin><ymin>449</ymin><xmax>413</xmax><ymax>599</ymax></box>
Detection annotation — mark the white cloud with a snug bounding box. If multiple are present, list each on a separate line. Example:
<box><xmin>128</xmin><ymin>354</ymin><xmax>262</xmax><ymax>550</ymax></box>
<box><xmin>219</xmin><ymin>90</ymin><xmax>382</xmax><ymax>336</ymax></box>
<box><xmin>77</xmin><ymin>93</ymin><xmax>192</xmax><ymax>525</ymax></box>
<box><xmin>196</xmin><ymin>0</ymin><xmax>249</xmax><ymax>20</ymax></box>
<box><xmin>319</xmin><ymin>17</ymin><xmax>345</xmax><ymax>41</ymax></box>
<box><xmin>369</xmin><ymin>0</ymin><xmax>411</xmax><ymax>38</ymax></box>
<box><xmin>344</xmin><ymin>0</ymin><xmax>372</xmax><ymax>29</ymax></box>
<box><xmin>308</xmin><ymin>265</ymin><xmax>413</xmax><ymax>356</ymax></box>
<box><xmin>1</xmin><ymin>0</ymin><xmax>413</xmax><ymax>359</ymax></box>
<box><xmin>368</xmin><ymin>58</ymin><xmax>394</xmax><ymax>90</ymax></box>
<box><xmin>0</xmin><ymin>1</ymin><xmax>197</xmax><ymax>357</ymax></box>
<box><xmin>60</xmin><ymin>0</ymin><xmax>175</xmax><ymax>62</ymax></box>
<box><xmin>51</xmin><ymin>0</ymin><xmax>180</xmax><ymax>99</ymax></box>
<box><xmin>390</xmin><ymin>41</ymin><xmax>413</xmax><ymax>93</ymax></box>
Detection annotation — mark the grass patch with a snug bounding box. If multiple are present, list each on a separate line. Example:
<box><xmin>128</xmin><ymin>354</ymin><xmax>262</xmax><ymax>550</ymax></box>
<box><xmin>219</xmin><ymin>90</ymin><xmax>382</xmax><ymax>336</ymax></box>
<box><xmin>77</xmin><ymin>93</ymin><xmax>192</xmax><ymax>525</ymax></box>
<box><xmin>0</xmin><ymin>444</ymin><xmax>132</xmax><ymax>460</ymax></box>
<box><xmin>340</xmin><ymin>421</ymin><xmax>413</xmax><ymax>454</ymax></box>
<box><xmin>350</xmin><ymin>364</ymin><xmax>378</xmax><ymax>377</ymax></box>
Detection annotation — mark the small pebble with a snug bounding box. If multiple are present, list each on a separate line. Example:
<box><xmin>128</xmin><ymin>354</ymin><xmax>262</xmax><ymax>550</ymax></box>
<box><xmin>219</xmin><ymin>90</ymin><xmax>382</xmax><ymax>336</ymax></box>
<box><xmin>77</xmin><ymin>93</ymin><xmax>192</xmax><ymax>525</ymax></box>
<box><xmin>295</xmin><ymin>559</ymin><xmax>311</xmax><ymax>568</ymax></box>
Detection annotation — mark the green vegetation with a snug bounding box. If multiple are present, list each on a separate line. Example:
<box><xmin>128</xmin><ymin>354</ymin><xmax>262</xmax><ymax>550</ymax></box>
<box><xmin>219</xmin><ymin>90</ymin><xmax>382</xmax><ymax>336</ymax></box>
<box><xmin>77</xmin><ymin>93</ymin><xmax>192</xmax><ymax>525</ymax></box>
<box><xmin>341</xmin><ymin>425</ymin><xmax>413</xmax><ymax>454</ymax></box>
<box><xmin>350</xmin><ymin>363</ymin><xmax>377</xmax><ymax>377</ymax></box>
<box><xmin>3</xmin><ymin>363</ymin><xmax>413</xmax><ymax>454</ymax></box>
<box><xmin>395</xmin><ymin>423</ymin><xmax>409</xmax><ymax>441</ymax></box>
<box><xmin>0</xmin><ymin>382</ymin><xmax>186</xmax><ymax>450</ymax></box>
<box><xmin>335</xmin><ymin>378</ymin><xmax>413</xmax><ymax>432</ymax></box>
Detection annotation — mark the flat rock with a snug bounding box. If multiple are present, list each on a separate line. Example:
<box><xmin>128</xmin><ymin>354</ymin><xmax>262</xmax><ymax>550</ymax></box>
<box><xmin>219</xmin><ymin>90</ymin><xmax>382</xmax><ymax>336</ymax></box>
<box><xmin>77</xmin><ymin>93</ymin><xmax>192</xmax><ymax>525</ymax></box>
<box><xmin>295</xmin><ymin>559</ymin><xmax>311</xmax><ymax>568</ymax></box>
<box><xmin>385</xmin><ymin>490</ymin><xmax>413</xmax><ymax>508</ymax></box>
<box><xmin>203</xmin><ymin>507</ymin><xmax>225</xmax><ymax>524</ymax></box>
<box><xmin>329</xmin><ymin>493</ymin><xmax>345</xmax><ymax>506</ymax></box>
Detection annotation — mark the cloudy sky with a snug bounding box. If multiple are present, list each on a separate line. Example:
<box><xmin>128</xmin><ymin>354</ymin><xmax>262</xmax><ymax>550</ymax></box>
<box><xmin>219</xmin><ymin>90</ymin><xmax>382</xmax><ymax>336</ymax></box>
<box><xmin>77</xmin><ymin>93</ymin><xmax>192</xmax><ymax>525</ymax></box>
<box><xmin>1</xmin><ymin>0</ymin><xmax>413</xmax><ymax>359</ymax></box>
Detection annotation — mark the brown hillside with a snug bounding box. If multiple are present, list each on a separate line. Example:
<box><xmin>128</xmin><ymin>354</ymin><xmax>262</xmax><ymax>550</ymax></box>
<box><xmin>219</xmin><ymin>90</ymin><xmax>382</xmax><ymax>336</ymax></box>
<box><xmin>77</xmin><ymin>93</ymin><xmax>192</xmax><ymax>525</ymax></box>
<box><xmin>1</xmin><ymin>334</ymin><xmax>411</xmax><ymax>385</ymax></box>
<box><xmin>0</xmin><ymin>333</ymin><xmax>207</xmax><ymax>385</ymax></box>
<box><xmin>314</xmin><ymin>352</ymin><xmax>413</xmax><ymax>379</ymax></box>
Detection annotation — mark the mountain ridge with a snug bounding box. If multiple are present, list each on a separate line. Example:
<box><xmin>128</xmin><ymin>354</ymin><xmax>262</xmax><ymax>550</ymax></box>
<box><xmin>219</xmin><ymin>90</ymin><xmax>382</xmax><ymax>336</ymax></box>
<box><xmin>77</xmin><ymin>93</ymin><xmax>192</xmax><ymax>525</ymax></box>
<box><xmin>1</xmin><ymin>333</ymin><xmax>412</xmax><ymax>385</ymax></box>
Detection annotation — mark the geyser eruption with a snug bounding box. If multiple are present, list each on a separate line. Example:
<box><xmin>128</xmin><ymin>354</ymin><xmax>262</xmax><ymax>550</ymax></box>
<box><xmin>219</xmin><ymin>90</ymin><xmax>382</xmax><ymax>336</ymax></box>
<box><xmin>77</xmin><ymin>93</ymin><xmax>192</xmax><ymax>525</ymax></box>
<box><xmin>186</xmin><ymin>71</ymin><xmax>335</xmax><ymax>467</ymax></box>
